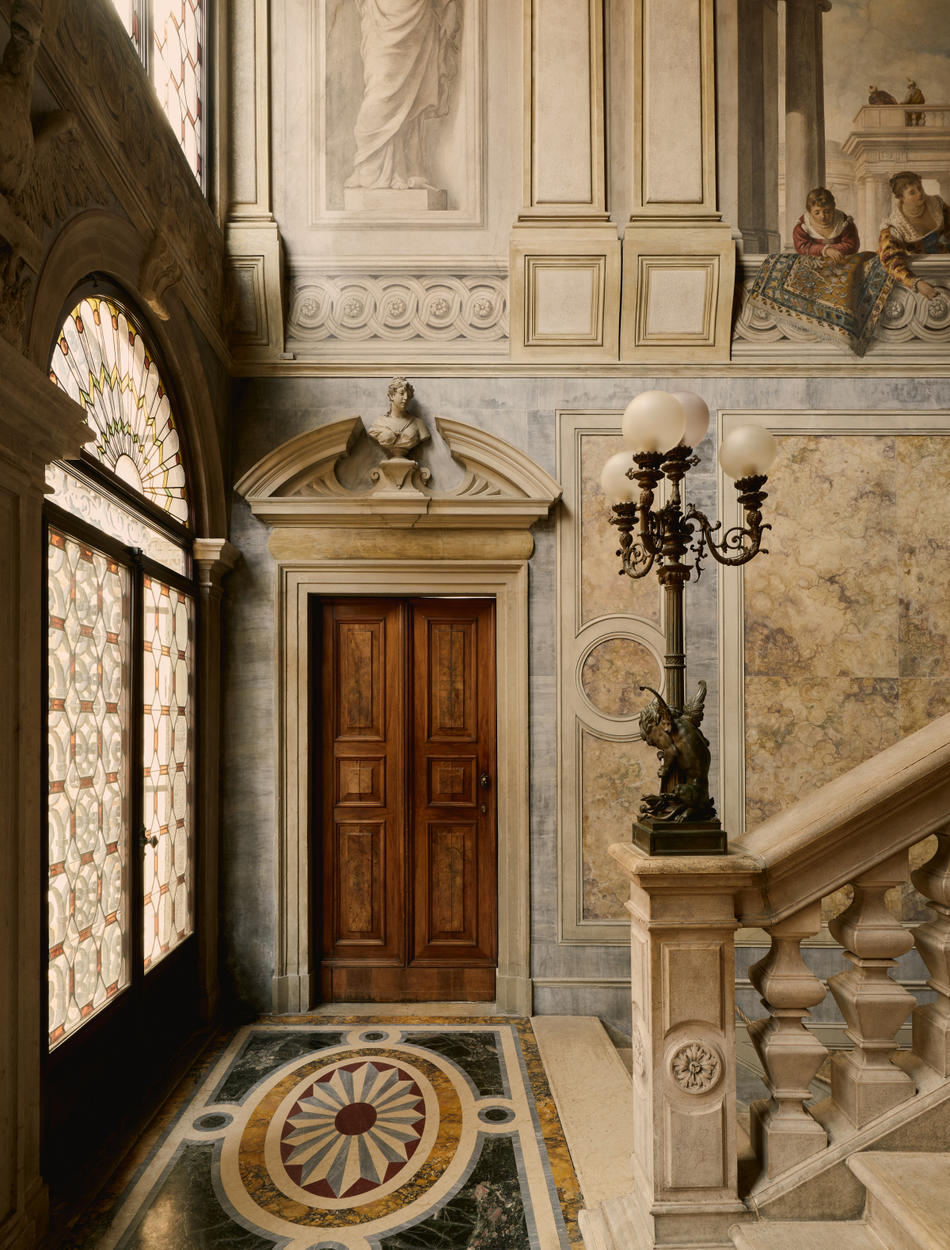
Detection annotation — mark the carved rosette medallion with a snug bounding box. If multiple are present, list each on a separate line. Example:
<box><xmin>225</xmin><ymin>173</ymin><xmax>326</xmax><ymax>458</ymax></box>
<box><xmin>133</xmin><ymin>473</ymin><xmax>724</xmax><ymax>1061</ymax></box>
<box><xmin>669</xmin><ymin>1041</ymin><xmax>722</xmax><ymax>1094</ymax></box>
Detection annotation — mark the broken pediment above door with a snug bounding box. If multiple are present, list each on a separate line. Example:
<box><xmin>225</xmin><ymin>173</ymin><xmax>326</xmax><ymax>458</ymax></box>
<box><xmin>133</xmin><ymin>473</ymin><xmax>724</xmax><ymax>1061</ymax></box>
<box><xmin>234</xmin><ymin>414</ymin><xmax>561</xmax><ymax>529</ymax></box>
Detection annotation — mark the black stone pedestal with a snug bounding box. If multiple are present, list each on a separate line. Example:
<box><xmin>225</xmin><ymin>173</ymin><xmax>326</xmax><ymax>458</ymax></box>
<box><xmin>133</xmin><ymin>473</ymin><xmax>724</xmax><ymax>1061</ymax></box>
<box><xmin>632</xmin><ymin>818</ymin><xmax>728</xmax><ymax>855</ymax></box>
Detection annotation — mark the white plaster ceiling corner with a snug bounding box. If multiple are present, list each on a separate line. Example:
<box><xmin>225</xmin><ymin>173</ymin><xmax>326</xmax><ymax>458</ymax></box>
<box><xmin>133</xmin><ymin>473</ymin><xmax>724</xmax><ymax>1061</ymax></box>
<box><xmin>234</xmin><ymin>414</ymin><xmax>562</xmax><ymax>530</ymax></box>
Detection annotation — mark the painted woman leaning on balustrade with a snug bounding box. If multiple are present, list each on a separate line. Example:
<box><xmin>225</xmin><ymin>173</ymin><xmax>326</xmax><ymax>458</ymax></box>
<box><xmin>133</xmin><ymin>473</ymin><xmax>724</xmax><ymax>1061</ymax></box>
<box><xmin>877</xmin><ymin>170</ymin><xmax>950</xmax><ymax>301</ymax></box>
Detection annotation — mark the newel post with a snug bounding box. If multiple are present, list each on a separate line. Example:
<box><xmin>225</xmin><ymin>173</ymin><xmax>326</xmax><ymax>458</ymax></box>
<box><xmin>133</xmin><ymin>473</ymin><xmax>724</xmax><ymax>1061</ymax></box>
<box><xmin>609</xmin><ymin>844</ymin><xmax>761</xmax><ymax>1248</ymax></box>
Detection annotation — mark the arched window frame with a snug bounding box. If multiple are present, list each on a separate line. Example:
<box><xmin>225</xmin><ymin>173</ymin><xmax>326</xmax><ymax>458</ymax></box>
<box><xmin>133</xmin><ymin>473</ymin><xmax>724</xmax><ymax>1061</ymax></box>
<box><xmin>44</xmin><ymin>284</ymin><xmax>201</xmax><ymax>1052</ymax></box>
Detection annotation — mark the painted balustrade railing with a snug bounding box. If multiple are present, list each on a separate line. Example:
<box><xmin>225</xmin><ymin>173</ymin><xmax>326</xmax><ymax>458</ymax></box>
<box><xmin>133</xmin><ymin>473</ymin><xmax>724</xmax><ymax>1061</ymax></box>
<box><xmin>609</xmin><ymin>710</ymin><xmax>950</xmax><ymax>1244</ymax></box>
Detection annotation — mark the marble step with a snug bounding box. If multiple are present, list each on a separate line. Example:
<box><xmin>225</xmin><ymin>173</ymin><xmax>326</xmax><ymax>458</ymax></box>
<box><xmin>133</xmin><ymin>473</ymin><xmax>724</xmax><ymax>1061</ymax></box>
<box><xmin>729</xmin><ymin>1221</ymin><xmax>885</xmax><ymax>1250</ymax></box>
<box><xmin>849</xmin><ymin>1151</ymin><xmax>950</xmax><ymax>1250</ymax></box>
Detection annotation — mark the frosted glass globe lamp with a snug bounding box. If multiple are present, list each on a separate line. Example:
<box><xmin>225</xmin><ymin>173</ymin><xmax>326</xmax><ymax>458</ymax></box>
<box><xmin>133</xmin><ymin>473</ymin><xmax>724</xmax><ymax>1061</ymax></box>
<box><xmin>621</xmin><ymin>390</ymin><xmax>686</xmax><ymax>454</ymax></box>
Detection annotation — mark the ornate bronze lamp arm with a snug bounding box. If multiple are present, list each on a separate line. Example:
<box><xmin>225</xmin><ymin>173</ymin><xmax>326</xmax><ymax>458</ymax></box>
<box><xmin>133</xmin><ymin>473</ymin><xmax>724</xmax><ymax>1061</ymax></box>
<box><xmin>609</xmin><ymin>453</ymin><xmax>665</xmax><ymax>580</ymax></box>
<box><xmin>685</xmin><ymin>474</ymin><xmax>771</xmax><ymax>568</ymax></box>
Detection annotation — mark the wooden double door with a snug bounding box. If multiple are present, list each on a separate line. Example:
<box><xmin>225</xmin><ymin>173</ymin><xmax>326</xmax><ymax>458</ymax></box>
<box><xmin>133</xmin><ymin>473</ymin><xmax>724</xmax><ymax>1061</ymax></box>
<box><xmin>318</xmin><ymin>597</ymin><xmax>497</xmax><ymax>1001</ymax></box>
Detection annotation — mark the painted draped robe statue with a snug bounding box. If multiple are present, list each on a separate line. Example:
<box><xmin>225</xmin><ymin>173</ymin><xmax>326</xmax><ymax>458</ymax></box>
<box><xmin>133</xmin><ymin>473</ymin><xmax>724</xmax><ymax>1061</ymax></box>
<box><xmin>346</xmin><ymin>0</ymin><xmax>461</xmax><ymax>192</ymax></box>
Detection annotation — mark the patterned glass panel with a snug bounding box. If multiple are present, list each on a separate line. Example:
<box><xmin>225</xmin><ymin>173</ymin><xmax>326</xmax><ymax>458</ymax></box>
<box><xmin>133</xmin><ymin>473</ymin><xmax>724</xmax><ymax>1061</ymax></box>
<box><xmin>46</xmin><ymin>463</ymin><xmax>188</xmax><ymax>577</ymax></box>
<box><xmin>49</xmin><ymin>297</ymin><xmax>190</xmax><ymax>526</ymax></box>
<box><xmin>153</xmin><ymin>0</ymin><xmax>203</xmax><ymax>181</ymax></box>
<box><xmin>142</xmin><ymin>576</ymin><xmax>194</xmax><ymax>969</ymax></box>
<box><xmin>110</xmin><ymin>0</ymin><xmax>142</xmax><ymax>54</ymax></box>
<box><xmin>48</xmin><ymin>528</ymin><xmax>131</xmax><ymax>1049</ymax></box>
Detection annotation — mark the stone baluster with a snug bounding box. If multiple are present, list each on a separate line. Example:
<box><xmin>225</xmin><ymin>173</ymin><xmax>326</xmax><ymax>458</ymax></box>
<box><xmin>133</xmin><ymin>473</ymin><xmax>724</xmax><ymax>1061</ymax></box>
<box><xmin>748</xmin><ymin>901</ymin><xmax>828</xmax><ymax>1178</ymax></box>
<box><xmin>828</xmin><ymin>851</ymin><xmax>916</xmax><ymax>1128</ymax></box>
<box><xmin>911</xmin><ymin>830</ymin><xmax>950</xmax><ymax>1076</ymax></box>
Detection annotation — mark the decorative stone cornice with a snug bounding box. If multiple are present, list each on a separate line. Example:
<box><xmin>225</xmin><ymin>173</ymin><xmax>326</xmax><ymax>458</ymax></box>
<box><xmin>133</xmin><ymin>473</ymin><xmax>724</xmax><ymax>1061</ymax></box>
<box><xmin>235</xmin><ymin>415</ymin><xmax>561</xmax><ymax>530</ymax></box>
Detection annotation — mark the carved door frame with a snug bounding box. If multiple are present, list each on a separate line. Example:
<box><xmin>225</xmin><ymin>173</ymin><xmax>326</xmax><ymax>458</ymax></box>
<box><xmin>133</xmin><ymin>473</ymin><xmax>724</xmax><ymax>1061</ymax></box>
<box><xmin>236</xmin><ymin>416</ymin><xmax>561</xmax><ymax>1016</ymax></box>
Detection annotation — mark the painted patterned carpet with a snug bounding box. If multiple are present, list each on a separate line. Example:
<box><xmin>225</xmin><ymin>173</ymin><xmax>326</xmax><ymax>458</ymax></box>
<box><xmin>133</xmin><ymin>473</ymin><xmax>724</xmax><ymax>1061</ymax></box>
<box><xmin>66</xmin><ymin>1017</ymin><xmax>584</xmax><ymax>1249</ymax></box>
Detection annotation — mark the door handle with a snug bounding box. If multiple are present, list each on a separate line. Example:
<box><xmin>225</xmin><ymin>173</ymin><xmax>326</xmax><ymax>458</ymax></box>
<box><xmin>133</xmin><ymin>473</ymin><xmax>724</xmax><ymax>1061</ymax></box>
<box><xmin>479</xmin><ymin>772</ymin><xmax>490</xmax><ymax>789</ymax></box>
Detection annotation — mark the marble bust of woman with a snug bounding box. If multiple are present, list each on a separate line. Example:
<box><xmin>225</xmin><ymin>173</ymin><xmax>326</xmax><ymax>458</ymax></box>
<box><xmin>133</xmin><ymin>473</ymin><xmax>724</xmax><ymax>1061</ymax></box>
<box><xmin>368</xmin><ymin>377</ymin><xmax>429</xmax><ymax>455</ymax></box>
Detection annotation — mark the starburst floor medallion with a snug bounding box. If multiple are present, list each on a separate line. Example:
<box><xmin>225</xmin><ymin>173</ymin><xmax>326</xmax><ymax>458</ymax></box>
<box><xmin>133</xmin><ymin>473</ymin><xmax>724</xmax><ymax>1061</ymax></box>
<box><xmin>279</xmin><ymin>1059</ymin><xmax>425</xmax><ymax>1199</ymax></box>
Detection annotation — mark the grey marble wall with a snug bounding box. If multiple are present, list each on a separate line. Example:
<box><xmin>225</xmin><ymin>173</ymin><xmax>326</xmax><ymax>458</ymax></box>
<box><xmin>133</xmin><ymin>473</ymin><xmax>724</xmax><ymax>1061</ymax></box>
<box><xmin>222</xmin><ymin>373</ymin><xmax>950</xmax><ymax>1035</ymax></box>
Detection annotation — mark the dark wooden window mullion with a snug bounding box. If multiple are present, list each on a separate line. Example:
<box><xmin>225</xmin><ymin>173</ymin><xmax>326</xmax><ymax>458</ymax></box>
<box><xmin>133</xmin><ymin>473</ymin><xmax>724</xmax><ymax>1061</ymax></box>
<box><xmin>129</xmin><ymin>549</ymin><xmax>146</xmax><ymax>989</ymax></box>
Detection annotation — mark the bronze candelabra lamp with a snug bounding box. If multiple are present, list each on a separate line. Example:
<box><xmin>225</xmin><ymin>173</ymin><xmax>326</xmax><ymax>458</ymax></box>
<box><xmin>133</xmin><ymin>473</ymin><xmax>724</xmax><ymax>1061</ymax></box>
<box><xmin>600</xmin><ymin>391</ymin><xmax>777</xmax><ymax>855</ymax></box>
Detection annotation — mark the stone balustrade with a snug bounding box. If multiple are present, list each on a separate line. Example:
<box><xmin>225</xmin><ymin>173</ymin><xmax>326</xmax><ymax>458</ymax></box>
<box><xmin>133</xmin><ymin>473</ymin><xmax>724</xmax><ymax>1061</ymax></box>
<box><xmin>607</xmin><ymin>710</ymin><xmax>950</xmax><ymax>1248</ymax></box>
<box><xmin>850</xmin><ymin>104</ymin><xmax>950</xmax><ymax>130</ymax></box>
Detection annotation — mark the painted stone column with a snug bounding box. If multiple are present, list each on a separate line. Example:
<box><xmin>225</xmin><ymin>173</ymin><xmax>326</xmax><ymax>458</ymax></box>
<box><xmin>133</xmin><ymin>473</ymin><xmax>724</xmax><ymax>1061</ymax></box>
<box><xmin>0</xmin><ymin>343</ymin><xmax>89</xmax><ymax>1250</ymax></box>
<box><xmin>737</xmin><ymin>0</ymin><xmax>780</xmax><ymax>253</ymax></box>
<box><xmin>609</xmin><ymin>844</ymin><xmax>759</xmax><ymax>1248</ymax></box>
<box><xmin>783</xmin><ymin>0</ymin><xmax>831</xmax><ymax>245</ymax></box>
<box><xmin>621</xmin><ymin>0</ymin><xmax>736</xmax><ymax>361</ymax></box>
<box><xmin>509</xmin><ymin>0</ymin><xmax>621</xmax><ymax>362</ymax></box>
<box><xmin>225</xmin><ymin>0</ymin><xmax>285</xmax><ymax>361</ymax></box>
<box><xmin>193</xmin><ymin>539</ymin><xmax>241</xmax><ymax>1023</ymax></box>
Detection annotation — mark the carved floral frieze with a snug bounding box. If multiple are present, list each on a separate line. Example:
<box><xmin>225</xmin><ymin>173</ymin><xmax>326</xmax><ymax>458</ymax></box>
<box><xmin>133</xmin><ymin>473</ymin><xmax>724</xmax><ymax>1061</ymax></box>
<box><xmin>287</xmin><ymin>269</ymin><xmax>508</xmax><ymax>350</ymax></box>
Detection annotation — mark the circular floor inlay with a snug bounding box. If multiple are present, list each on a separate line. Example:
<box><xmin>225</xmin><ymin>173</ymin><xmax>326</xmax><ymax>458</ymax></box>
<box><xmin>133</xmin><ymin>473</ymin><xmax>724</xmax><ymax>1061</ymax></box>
<box><xmin>194</xmin><ymin>1112</ymin><xmax>232</xmax><ymax>1131</ymax></box>
<box><xmin>279</xmin><ymin>1059</ymin><xmax>426</xmax><ymax>1200</ymax></box>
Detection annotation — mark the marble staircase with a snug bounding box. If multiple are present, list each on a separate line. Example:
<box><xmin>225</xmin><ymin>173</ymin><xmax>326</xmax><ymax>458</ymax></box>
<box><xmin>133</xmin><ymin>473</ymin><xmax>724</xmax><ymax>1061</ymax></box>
<box><xmin>731</xmin><ymin>1151</ymin><xmax>950</xmax><ymax>1250</ymax></box>
<box><xmin>567</xmin><ymin>711</ymin><xmax>950</xmax><ymax>1249</ymax></box>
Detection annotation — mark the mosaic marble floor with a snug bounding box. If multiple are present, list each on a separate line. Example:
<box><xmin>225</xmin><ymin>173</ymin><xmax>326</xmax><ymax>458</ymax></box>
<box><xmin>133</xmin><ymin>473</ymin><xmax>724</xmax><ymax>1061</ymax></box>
<box><xmin>65</xmin><ymin>1017</ymin><xmax>583</xmax><ymax>1249</ymax></box>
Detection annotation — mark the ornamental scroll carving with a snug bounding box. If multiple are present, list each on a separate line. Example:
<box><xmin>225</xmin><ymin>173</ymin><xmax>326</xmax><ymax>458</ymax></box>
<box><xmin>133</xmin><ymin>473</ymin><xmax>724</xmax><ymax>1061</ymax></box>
<box><xmin>0</xmin><ymin>0</ymin><xmax>106</xmax><ymax>348</ymax></box>
<box><xmin>287</xmin><ymin>271</ymin><xmax>508</xmax><ymax>347</ymax></box>
<box><xmin>669</xmin><ymin>1041</ymin><xmax>723</xmax><ymax>1094</ymax></box>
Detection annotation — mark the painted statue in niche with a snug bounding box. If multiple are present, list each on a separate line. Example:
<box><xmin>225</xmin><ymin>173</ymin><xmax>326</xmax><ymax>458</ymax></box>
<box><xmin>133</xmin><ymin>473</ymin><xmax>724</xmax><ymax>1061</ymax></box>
<box><xmin>343</xmin><ymin>0</ymin><xmax>462</xmax><ymax>202</ymax></box>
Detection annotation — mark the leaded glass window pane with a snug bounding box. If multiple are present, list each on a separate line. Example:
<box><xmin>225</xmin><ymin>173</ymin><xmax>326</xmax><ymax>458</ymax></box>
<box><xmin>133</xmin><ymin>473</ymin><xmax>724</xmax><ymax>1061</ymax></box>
<box><xmin>49</xmin><ymin>296</ymin><xmax>190</xmax><ymax>527</ymax></box>
<box><xmin>48</xmin><ymin>528</ymin><xmax>131</xmax><ymax>1049</ymax></box>
<box><xmin>46</xmin><ymin>463</ymin><xmax>188</xmax><ymax>577</ymax></box>
<box><xmin>142</xmin><ymin>576</ymin><xmax>194</xmax><ymax>969</ymax></box>
<box><xmin>152</xmin><ymin>0</ymin><xmax>203</xmax><ymax>181</ymax></box>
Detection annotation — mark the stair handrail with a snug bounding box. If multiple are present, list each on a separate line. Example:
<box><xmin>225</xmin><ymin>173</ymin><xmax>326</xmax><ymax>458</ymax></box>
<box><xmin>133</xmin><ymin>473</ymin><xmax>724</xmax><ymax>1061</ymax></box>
<box><xmin>731</xmin><ymin>709</ymin><xmax>950</xmax><ymax>928</ymax></box>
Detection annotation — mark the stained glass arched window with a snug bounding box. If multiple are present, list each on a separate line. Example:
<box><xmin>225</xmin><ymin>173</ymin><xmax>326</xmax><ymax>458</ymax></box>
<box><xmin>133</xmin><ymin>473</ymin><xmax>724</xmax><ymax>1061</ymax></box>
<box><xmin>47</xmin><ymin>292</ymin><xmax>196</xmax><ymax>1050</ymax></box>
<box><xmin>50</xmin><ymin>295</ymin><xmax>190</xmax><ymax>526</ymax></box>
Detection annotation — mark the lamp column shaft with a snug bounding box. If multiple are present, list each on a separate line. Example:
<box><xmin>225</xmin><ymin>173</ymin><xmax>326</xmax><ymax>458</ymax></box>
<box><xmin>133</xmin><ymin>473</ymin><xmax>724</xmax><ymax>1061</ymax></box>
<box><xmin>663</xmin><ymin>577</ymin><xmax>686</xmax><ymax>713</ymax></box>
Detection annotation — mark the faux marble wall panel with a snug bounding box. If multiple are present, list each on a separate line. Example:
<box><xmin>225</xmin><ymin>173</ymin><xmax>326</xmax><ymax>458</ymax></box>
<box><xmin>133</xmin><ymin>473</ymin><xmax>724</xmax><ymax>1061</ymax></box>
<box><xmin>581</xmin><ymin>730</ymin><xmax>655</xmax><ymax>920</ymax></box>
<box><xmin>743</xmin><ymin>430</ymin><xmax>950</xmax><ymax>923</ymax></box>
<box><xmin>579</xmin><ymin>433</ymin><xmax>661</xmax><ymax>629</ymax></box>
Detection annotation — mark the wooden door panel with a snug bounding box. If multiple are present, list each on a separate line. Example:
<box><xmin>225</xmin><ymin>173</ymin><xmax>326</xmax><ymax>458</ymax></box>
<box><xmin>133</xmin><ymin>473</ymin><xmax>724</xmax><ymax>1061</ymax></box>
<box><xmin>426</xmin><ymin>616</ymin><xmax>478</xmax><ymax>740</ymax></box>
<box><xmin>426</xmin><ymin>756</ymin><xmax>477</xmax><ymax>806</ymax></box>
<box><xmin>411</xmin><ymin>600</ymin><xmax>496</xmax><ymax>971</ymax></box>
<box><xmin>334</xmin><ymin>820</ymin><xmax>385</xmax><ymax>942</ymax></box>
<box><xmin>423</xmin><ymin>819</ymin><xmax>478</xmax><ymax>943</ymax></box>
<box><xmin>321</xmin><ymin>600</ymin><xmax>405</xmax><ymax>983</ymax></box>
<box><xmin>318</xmin><ymin>597</ymin><xmax>496</xmax><ymax>1002</ymax></box>
<box><xmin>335</xmin><ymin>618</ymin><xmax>386</xmax><ymax>740</ymax></box>
<box><xmin>336</xmin><ymin>756</ymin><xmax>386</xmax><ymax>806</ymax></box>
